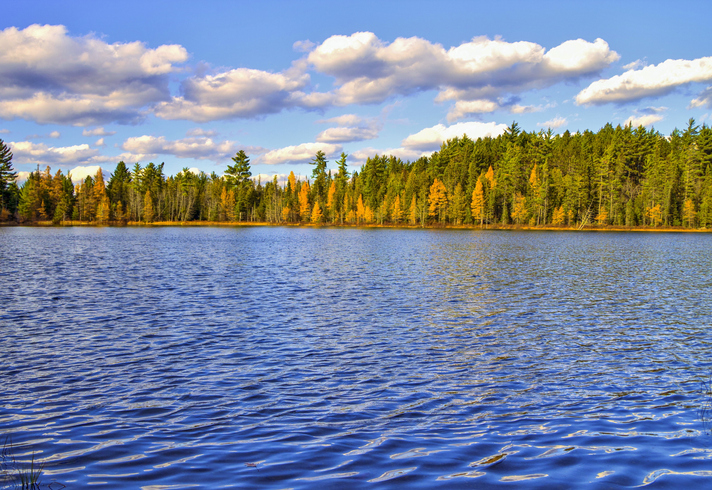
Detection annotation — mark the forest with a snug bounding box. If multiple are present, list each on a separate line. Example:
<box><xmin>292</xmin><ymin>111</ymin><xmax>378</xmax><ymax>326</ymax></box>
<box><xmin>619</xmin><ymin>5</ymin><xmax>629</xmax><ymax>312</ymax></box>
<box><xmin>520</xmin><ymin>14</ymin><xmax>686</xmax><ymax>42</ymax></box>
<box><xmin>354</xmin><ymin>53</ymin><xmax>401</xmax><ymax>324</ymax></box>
<box><xmin>1</xmin><ymin>119</ymin><xmax>712</xmax><ymax>229</ymax></box>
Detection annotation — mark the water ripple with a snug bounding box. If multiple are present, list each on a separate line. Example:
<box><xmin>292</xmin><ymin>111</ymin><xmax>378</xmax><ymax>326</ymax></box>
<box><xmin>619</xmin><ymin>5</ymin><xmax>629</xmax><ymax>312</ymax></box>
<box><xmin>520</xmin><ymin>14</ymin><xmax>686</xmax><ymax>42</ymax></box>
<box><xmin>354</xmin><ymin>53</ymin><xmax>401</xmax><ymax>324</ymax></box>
<box><xmin>2</xmin><ymin>227</ymin><xmax>712</xmax><ymax>488</ymax></box>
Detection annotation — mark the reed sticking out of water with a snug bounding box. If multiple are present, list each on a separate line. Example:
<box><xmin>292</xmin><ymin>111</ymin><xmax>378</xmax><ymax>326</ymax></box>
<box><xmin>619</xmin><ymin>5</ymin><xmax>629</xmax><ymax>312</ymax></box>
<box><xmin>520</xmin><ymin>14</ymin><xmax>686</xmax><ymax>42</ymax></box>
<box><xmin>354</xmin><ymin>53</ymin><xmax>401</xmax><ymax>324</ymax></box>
<box><xmin>1</xmin><ymin>437</ymin><xmax>45</xmax><ymax>490</ymax></box>
<box><xmin>700</xmin><ymin>378</ymin><xmax>712</xmax><ymax>437</ymax></box>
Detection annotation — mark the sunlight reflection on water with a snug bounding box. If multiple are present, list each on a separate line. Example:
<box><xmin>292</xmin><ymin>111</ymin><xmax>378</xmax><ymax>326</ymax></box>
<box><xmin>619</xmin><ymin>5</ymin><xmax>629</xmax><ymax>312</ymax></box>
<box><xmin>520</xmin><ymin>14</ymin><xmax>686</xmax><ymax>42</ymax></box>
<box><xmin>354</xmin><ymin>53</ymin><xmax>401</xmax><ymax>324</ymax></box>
<box><xmin>1</xmin><ymin>227</ymin><xmax>712</xmax><ymax>488</ymax></box>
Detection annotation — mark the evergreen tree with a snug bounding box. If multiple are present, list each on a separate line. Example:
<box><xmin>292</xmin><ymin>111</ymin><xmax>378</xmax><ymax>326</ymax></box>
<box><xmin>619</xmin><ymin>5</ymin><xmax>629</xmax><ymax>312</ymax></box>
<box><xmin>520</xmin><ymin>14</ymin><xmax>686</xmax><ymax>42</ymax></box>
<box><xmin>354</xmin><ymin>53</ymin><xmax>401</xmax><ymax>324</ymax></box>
<box><xmin>0</xmin><ymin>139</ymin><xmax>17</xmax><ymax>216</ymax></box>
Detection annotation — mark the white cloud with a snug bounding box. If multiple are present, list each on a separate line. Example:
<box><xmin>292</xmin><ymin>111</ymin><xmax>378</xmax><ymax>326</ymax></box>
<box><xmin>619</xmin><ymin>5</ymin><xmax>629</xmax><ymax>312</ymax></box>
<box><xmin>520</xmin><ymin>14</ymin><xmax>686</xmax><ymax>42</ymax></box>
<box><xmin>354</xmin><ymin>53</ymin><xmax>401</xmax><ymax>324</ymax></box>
<box><xmin>95</xmin><ymin>138</ymin><xmax>105</xmax><ymax>147</ymax></box>
<box><xmin>67</xmin><ymin>165</ymin><xmax>103</xmax><ymax>184</ymax></box>
<box><xmin>293</xmin><ymin>40</ymin><xmax>315</xmax><ymax>53</ymax></box>
<box><xmin>260</xmin><ymin>142</ymin><xmax>342</xmax><ymax>165</ymax></box>
<box><xmin>0</xmin><ymin>24</ymin><xmax>188</xmax><ymax>125</ymax></box>
<box><xmin>82</xmin><ymin>127</ymin><xmax>116</xmax><ymax>137</ymax></box>
<box><xmin>15</xmin><ymin>170</ymin><xmax>31</xmax><ymax>182</ymax></box>
<box><xmin>0</xmin><ymin>129</ymin><xmax>9</xmax><ymax>134</ymax></box>
<box><xmin>154</xmin><ymin>67</ymin><xmax>316</xmax><ymax>122</ymax></box>
<box><xmin>121</xmin><ymin>135</ymin><xmax>242</xmax><ymax>161</ymax></box>
<box><xmin>447</xmin><ymin>99</ymin><xmax>500</xmax><ymax>122</ymax></box>
<box><xmin>9</xmin><ymin>140</ymin><xmax>110</xmax><ymax>165</ymax></box>
<box><xmin>626</xmin><ymin>114</ymin><xmax>664</xmax><ymax>127</ymax></box>
<box><xmin>402</xmin><ymin>121</ymin><xmax>508</xmax><ymax>151</ymax></box>
<box><xmin>316</xmin><ymin>126</ymin><xmax>380</xmax><ymax>143</ymax></box>
<box><xmin>186</xmin><ymin>128</ymin><xmax>218</xmax><ymax>137</ymax></box>
<box><xmin>576</xmin><ymin>56</ymin><xmax>712</xmax><ymax>105</ymax></box>
<box><xmin>622</xmin><ymin>59</ymin><xmax>646</xmax><ymax>71</ymax></box>
<box><xmin>690</xmin><ymin>86</ymin><xmax>712</xmax><ymax>109</ymax></box>
<box><xmin>315</xmin><ymin>113</ymin><xmax>382</xmax><ymax>143</ymax></box>
<box><xmin>307</xmin><ymin>33</ymin><xmax>618</xmax><ymax>108</ymax></box>
<box><xmin>538</xmin><ymin>116</ymin><xmax>568</xmax><ymax>129</ymax></box>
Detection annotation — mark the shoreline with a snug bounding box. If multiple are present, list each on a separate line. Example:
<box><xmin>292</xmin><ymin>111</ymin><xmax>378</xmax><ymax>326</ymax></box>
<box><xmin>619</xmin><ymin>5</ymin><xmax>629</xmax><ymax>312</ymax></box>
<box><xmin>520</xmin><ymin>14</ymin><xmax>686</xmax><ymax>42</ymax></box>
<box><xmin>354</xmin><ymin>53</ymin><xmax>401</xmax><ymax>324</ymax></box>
<box><xmin>1</xmin><ymin>220</ymin><xmax>709</xmax><ymax>233</ymax></box>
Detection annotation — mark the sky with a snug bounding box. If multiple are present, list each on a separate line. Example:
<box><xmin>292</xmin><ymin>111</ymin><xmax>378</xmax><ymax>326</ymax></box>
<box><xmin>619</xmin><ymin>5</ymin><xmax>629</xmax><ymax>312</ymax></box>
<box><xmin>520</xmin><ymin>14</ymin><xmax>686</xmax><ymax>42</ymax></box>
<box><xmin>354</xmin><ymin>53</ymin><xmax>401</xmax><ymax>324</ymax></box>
<box><xmin>2</xmin><ymin>0</ymin><xmax>712</xmax><ymax>184</ymax></box>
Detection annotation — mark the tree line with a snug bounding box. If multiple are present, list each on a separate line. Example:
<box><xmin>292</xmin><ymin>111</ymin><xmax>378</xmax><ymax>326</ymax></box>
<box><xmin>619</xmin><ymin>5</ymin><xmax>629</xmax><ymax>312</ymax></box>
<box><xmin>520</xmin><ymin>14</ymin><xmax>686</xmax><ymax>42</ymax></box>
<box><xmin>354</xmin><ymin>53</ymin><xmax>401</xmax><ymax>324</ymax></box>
<box><xmin>2</xmin><ymin>119</ymin><xmax>712</xmax><ymax>228</ymax></box>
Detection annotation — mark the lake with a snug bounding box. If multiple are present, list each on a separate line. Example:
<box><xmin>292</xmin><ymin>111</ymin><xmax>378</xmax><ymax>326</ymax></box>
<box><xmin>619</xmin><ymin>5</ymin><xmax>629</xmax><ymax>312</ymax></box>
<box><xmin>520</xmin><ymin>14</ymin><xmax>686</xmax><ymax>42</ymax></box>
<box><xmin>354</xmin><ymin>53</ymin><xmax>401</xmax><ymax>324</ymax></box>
<box><xmin>1</xmin><ymin>226</ymin><xmax>712</xmax><ymax>489</ymax></box>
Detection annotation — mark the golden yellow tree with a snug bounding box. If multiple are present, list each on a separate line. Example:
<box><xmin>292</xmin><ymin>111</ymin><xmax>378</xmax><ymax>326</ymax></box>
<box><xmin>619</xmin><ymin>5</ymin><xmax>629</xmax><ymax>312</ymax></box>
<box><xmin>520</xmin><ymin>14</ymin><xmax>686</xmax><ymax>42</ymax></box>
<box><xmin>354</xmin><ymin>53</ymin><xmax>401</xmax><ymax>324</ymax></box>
<box><xmin>646</xmin><ymin>204</ymin><xmax>662</xmax><ymax>227</ymax></box>
<box><xmin>392</xmin><ymin>195</ymin><xmax>402</xmax><ymax>223</ymax></box>
<box><xmin>115</xmin><ymin>200</ymin><xmax>125</xmax><ymax>222</ymax></box>
<box><xmin>595</xmin><ymin>207</ymin><xmax>608</xmax><ymax>225</ymax></box>
<box><xmin>683</xmin><ymin>199</ymin><xmax>696</xmax><ymax>228</ymax></box>
<box><xmin>471</xmin><ymin>179</ymin><xmax>484</xmax><ymax>226</ymax></box>
<box><xmin>144</xmin><ymin>189</ymin><xmax>154</xmax><ymax>223</ymax></box>
<box><xmin>226</xmin><ymin>189</ymin><xmax>236</xmax><ymax>221</ymax></box>
<box><xmin>326</xmin><ymin>180</ymin><xmax>336</xmax><ymax>222</ymax></box>
<box><xmin>356</xmin><ymin>194</ymin><xmax>366</xmax><ymax>223</ymax></box>
<box><xmin>288</xmin><ymin>171</ymin><xmax>297</xmax><ymax>192</ymax></box>
<box><xmin>552</xmin><ymin>205</ymin><xmax>565</xmax><ymax>225</ymax></box>
<box><xmin>96</xmin><ymin>194</ymin><xmax>110</xmax><ymax>223</ymax></box>
<box><xmin>311</xmin><ymin>201</ymin><xmax>324</xmax><ymax>223</ymax></box>
<box><xmin>485</xmin><ymin>165</ymin><xmax>496</xmax><ymax>188</ymax></box>
<box><xmin>298</xmin><ymin>181</ymin><xmax>310</xmax><ymax>221</ymax></box>
<box><xmin>281</xmin><ymin>206</ymin><xmax>291</xmax><ymax>222</ymax></box>
<box><xmin>428</xmin><ymin>178</ymin><xmax>448</xmax><ymax>221</ymax></box>
<box><xmin>409</xmin><ymin>195</ymin><xmax>418</xmax><ymax>225</ymax></box>
<box><xmin>364</xmin><ymin>205</ymin><xmax>374</xmax><ymax>223</ymax></box>
<box><xmin>511</xmin><ymin>193</ymin><xmax>527</xmax><ymax>224</ymax></box>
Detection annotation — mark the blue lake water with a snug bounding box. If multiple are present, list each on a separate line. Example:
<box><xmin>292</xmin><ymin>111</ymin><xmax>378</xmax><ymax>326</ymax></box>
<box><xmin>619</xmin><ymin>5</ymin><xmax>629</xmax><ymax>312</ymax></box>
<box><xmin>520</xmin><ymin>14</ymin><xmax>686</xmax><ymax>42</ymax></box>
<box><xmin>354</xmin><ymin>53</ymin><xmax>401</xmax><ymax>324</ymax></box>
<box><xmin>2</xmin><ymin>226</ymin><xmax>712</xmax><ymax>489</ymax></box>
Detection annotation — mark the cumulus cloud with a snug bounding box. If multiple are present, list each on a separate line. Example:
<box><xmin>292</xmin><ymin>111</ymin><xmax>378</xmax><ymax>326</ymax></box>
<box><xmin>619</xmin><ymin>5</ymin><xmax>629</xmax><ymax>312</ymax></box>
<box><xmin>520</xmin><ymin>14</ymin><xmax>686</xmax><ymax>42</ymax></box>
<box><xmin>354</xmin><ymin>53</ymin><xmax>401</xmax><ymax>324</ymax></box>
<box><xmin>260</xmin><ymin>142</ymin><xmax>342</xmax><ymax>165</ymax></box>
<box><xmin>538</xmin><ymin>116</ymin><xmax>568</xmax><ymax>129</ymax></box>
<box><xmin>447</xmin><ymin>99</ymin><xmax>500</xmax><ymax>121</ymax></box>
<box><xmin>121</xmin><ymin>135</ymin><xmax>245</xmax><ymax>162</ymax></box>
<box><xmin>9</xmin><ymin>140</ymin><xmax>110</xmax><ymax>166</ymax></box>
<box><xmin>95</xmin><ymin>138</ymin><xmax>105</xmax><ymax>147</ymax></box>
<box><xmin>315</xmin><ymin>113</ymin><xmax>382</xmax><ymax>143</ymax></box>
<box><xmin>67</xmin><ymin>165</ymin><xmax>103</xmax><ymax>184</ymax></box>
<box><xmin>401</xmin><ymin>121</ymin><xmax>508</xmax><ymax>151</ymax></box>
<box><xmin>690</xmin><ymin>86</ymin><xmax>712</xmax><ymax>109</ymax></box>
<box><xmin>307</xmin><ymin>33</ymin><xmax>618</xmax><ymax>108</ymax></box>
<box><xmin>15</xmin><ymin>171</ymin><xmax>31</xmax><ymax>182</ymax></box>
<box><xmin>576</xmin><ymin>56</ymin><xmax>712</xmax><ymax>105</ymax></box>
<box><xmin>154</xmin><ymin>67</ymin><xmax>318</xmax><ymax>122</ymax></box>
<box><xmin>82</xmin><ymin>127</ymin><xmax>116</xmax><ymax>137</ymax></box>
<box><xmin>625</xmin><ymin>114</ymin><xmax>664</xmax><ymax>127</ymax></box>
<box><xmin>0</xmin><ymin>24</ymin><xmax>187</xmax><ymax>125</ymax></box>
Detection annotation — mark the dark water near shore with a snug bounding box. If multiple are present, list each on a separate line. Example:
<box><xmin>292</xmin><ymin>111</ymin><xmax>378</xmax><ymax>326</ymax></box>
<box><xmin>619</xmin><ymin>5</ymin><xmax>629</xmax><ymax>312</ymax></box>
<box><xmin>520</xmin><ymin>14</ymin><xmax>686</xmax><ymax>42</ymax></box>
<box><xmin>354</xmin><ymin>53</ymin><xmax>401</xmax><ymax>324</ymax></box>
<box><xmin>2</xmin><ymin>227</ymin><xmax>712</xmax><ymax>489</ymax></box>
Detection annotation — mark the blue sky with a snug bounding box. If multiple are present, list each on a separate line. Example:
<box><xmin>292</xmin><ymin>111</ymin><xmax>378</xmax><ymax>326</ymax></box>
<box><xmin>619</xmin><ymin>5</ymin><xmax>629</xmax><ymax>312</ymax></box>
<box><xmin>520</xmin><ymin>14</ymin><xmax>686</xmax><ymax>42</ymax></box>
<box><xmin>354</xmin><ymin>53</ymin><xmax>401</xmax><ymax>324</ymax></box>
<box><xmin>2</xmin><ymin>0</ymin><xmax>711</xmax><ymax>184</ymax></box>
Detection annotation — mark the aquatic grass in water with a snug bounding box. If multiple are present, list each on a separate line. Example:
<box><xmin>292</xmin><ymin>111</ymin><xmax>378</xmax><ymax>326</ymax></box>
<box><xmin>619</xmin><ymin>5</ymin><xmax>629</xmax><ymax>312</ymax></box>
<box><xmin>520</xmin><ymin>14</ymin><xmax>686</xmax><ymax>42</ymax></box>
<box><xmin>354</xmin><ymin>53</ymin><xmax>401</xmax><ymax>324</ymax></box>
<box><xmin>1</xmin><ymin>438</ymin><xmax>45</xmax><ymax>490</ymax></box>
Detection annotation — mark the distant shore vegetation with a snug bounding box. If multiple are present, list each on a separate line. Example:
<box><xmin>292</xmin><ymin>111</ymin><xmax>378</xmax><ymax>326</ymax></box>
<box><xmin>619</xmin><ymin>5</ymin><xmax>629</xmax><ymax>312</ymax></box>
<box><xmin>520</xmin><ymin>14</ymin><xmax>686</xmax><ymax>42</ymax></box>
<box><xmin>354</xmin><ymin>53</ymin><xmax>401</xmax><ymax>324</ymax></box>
<box><xmin>2</xmin><ymin>119</ymin><xmax>712</xmax><ymax>229</ymax></box>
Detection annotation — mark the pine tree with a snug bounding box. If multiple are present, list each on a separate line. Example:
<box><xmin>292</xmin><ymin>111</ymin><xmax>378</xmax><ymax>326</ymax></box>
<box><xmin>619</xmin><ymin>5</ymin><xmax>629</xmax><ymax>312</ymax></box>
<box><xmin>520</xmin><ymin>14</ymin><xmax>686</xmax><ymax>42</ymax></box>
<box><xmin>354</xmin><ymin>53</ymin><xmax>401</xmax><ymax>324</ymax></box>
<box><xmin>0</xmin><ymin>139</ymin><xmax>17</xmax><ymax>215</ymax></box>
